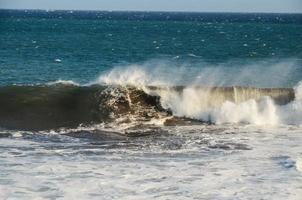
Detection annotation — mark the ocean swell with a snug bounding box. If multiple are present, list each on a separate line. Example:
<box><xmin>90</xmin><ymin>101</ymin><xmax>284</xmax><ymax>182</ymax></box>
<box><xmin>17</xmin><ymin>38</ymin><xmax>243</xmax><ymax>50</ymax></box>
<box><xmin>0</xmin><ymin>83</ymin><xmax>298</xmax><ymax>131</ymax></box>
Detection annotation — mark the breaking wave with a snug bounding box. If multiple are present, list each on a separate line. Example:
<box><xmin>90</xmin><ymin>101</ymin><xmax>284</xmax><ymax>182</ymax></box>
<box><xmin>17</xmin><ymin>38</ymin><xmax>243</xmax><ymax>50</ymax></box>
<box><xmin>96</xmin><ymin>65</ymin><xmax>302</xmax><ymax>126</ymax></box>
<box><xmin>1</xmin><ymin>60</ymin><xmax>302</xmax><ymax>131</ymax></box>
<box><xmin>0</xmin><ymin>83</ymin><xmax>300</xmax><ymax>131</ymax></box>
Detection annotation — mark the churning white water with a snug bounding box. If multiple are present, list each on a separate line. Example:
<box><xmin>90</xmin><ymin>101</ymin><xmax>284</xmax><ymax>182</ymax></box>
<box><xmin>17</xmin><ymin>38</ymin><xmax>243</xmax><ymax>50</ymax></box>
<box><xmin>0</xmin><ymin>125</ymin><xmax>301</xmax><ymax>200</ymax></box>
<box><xmin>97</xmin><ymin>65</ymin><xmax>302</xmax><ymax>126</ymax></box>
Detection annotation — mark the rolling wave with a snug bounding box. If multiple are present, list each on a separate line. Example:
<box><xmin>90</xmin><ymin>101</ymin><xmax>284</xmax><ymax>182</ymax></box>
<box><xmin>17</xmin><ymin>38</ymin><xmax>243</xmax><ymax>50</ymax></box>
<box><xmin>0</xmin><ymin>83</ymin><xmax>298</xmax><ymax>130</ymax></box>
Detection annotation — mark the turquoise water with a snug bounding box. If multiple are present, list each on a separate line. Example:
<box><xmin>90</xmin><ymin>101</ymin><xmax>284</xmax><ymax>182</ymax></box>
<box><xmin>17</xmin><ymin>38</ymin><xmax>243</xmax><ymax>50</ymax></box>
<box><xmin>1</xmin><ymin>10</ymin><xmax>302</xmax><ymax>85</ymax></box>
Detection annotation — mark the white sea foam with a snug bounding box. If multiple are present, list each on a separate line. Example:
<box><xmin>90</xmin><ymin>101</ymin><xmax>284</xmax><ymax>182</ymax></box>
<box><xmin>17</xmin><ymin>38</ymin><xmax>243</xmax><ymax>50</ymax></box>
<box><xmin>96</xmin><ymin>60</ymin><xmax>302</xmax><ymax>125</ymax></box>
<box><xmin>0</xmin><ymin>186</ymin><xmax>9</xmax><ymax>200</ymax></box>
<box><xmin>2</xmin><ymin>124</ymin><xmax>302</xmax><ymax>200</ymax></box>
<box><xmin>47</xmin><ymin>79</ymin><xmax>80</xmax><ymax>86</ymax></box>
<box><xmin>146</xmin><ymin>87</ymin><xmax>281</xmax><ymax>125</ymax></box>
<box><xmin>296</xmin><ymin>157</ymin><xmax>302</xmax><ymax>172</ymax></box>
<box><xmin>155</xmin><ymin>82</ymin><xmax>302</xmax><ymax>125</ymax></box>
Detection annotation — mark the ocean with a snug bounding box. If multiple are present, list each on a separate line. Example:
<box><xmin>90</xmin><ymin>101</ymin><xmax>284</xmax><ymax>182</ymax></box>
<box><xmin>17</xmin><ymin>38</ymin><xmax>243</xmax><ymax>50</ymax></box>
<box><xmin>0</xmin><ymin>9</ymin><xmax>302</xmax><ymax>199</ymax></box>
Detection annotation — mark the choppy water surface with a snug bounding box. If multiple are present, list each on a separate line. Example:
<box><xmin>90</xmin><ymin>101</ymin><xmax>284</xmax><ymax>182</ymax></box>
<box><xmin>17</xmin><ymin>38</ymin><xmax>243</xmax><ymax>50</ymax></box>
<box><xmin>0</xmin><ymin>125</ymin><xmax>301</xmax><ymax>199</ymax></box>
<box><xmin>0</xmin><ymin>10</ymin><xmax>302</xmax><ymax>199</ymax></box>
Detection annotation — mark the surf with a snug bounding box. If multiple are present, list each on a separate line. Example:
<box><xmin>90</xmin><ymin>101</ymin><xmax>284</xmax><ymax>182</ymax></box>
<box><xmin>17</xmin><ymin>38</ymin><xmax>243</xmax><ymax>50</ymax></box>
<box><xmin>0</xmin><ymin>83</ymin><xmax>298</xmax><ymax>131</ymax></box>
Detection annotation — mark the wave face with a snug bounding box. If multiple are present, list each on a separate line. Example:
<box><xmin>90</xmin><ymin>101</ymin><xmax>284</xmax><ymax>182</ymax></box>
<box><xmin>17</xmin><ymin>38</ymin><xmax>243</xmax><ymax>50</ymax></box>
<box><xmin>0</xmin><ymin>85</ymin><xmax>108</xmax><ymax>130</ymax></box>
<box><xmin>0</xmin><ymin>84</ymin><xmax>297</xmax><ymax>130</ymax></box>
<box><xmin>0</xmin><ymin>85</ymin><xmax>165</xmax><ymax>130</ymax></box>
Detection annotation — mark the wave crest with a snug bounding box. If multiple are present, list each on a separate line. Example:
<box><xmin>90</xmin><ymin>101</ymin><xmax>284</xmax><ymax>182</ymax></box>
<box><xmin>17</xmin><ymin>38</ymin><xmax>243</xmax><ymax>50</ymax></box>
<box><xmin>92</xmin><ymin>64</ymin><xmax>302</xmax><ymax>126</ymax></box>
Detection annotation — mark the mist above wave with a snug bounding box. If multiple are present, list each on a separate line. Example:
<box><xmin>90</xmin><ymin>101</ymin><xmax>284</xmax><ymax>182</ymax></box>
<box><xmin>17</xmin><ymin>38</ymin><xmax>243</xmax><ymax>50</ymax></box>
<box><xmin>95</xmin><ymin>59</ymin><xmax>299</xmax><ymax>87</ymax></box>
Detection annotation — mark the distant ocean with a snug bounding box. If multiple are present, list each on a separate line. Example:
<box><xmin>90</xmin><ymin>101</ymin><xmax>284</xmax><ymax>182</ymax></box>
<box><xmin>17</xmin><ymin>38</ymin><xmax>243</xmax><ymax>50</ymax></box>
<box><xmin>0</xmin><ymin>10</ymin><xmax>302</xmax><ymax>199</ymax></box>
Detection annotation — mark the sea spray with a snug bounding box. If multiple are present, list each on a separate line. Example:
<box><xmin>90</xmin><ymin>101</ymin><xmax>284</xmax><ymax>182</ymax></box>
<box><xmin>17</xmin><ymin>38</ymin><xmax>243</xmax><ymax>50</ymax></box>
<box><xmin>278</xmin><ymin>81</ymin><xmax>302</xmax><ymax>125</ymax></box>
<box><xmin>96</xmin><ymin>64</ymin><xmax>301</xmax><ymax>125</ymax></box>
<box><xmin>145</xmin><ymin>87</ymin><xmax>281</xmax><ymax>125</ymax></box>
<box><xmin>95</xmin><ymin>59</ymin><xmax>299</xmax><ymax>87</ymax></box>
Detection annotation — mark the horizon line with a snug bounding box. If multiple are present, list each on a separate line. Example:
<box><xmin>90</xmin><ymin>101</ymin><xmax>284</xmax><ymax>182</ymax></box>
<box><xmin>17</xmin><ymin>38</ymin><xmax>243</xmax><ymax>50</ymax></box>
<box><xmin>1</xmin><ymin>8</ymin><xmax>302</xmax><ymax>15</ymax></box>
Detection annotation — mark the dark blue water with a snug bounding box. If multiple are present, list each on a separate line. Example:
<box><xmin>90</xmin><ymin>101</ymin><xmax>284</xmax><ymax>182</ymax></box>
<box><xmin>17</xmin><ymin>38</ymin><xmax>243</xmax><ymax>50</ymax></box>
<box><xmin>1</xmin><ymin>10</ymin><xmax>302</xmax><ymax>86</ymax></box>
